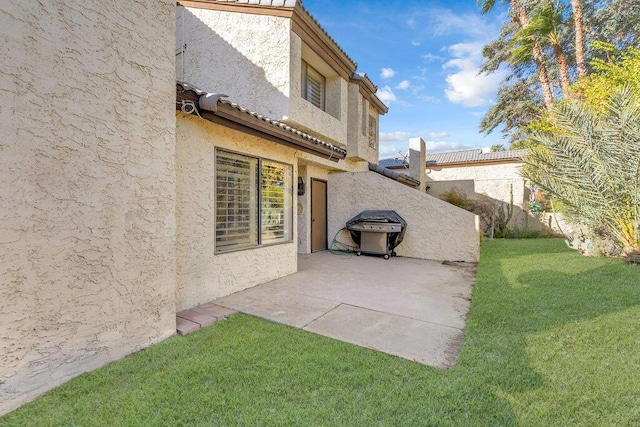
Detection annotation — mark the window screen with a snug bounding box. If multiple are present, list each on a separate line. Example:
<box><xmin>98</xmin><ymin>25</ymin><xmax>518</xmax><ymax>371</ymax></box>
<box><xmin>261</xmin><ymin>160</ymin><xmax>293</xmax><ymax>244</ymax></box>
<box><xmin>368</xmin><ymin>115</ymin><xmax>377</xmax><ymax>149</ymax></box>
<box><xmin>302</xmin><ymin>61</ymin><xmax>325</xmax><ymax>110</ymax></box>
<box><xmin>215</xmin><ymin>150</ymin><xmax>293</xmax><ymax>252</ymax></box>
<box><xmin>215</xmin><ymin>152</ymin><xmax>258</xmax><ymax>252</ymax></box>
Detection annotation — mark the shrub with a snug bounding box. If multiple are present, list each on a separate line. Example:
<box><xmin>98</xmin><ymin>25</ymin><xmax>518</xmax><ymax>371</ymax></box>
<box><xmin>439</xmin><ymin>187</ymin><xmax>514</xmax><ymax>237</ymax></box>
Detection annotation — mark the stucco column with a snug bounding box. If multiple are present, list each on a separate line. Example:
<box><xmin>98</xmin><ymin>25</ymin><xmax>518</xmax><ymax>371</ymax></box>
<box><xmin>409</xmin><ymin>137</ymin><xmax>426</xmax><ymax>192</ymax></box>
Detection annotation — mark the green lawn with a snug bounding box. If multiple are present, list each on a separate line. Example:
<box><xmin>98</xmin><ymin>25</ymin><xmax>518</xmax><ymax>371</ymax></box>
<box><xmin>3</xmin><ymin>239</ymin><xmax>640</xmax><ymax>426</ymax></box>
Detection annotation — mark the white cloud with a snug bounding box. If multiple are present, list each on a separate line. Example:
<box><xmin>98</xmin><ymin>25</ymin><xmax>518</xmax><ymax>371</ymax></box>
<box><xmin>378</xmin><ymin>131</ymin><xmax>412</xmax><ymax>158</ymax></box>
<box><xmin>447</xmin><ymin>42</ymin><xmax>483</xmax><ymax>60</ymax></box>
<box><xmin>417</xmin><ymin>94</ymin><xmax>440</xmax><ymax>103</ymax></box>
<box><xmin>378</xmin><ymin>132</ymin><xmax>462</xmax><ymax>158</ymax></box>
<box><xmin>380</xmin><ymin>131</ymin><xmax>411</xmax><ymax>143</ymax></box>
<box><xmin>422</xmin><ymin>53</ymin><xmax>444</xmax><ymax>62</ymax></box>
<box><xmin>428</xmin><ymin>8</ymin><xmax>498</xmax><ymax>38</ymax></box>
<box><xmin>425</xmin><ymin>140</ymin><xmax>462</xmax><ymax>152</ymax></box>
<box><xmin>429</xmin><ymin>131</ymin><xmax>450</xmax><ymax>139</ymax></box>
<box><xmin>380</xmin><ymin>67</ymin><xmax>397</xmax><ymax>79</ymax></box>
<box><xmin>392</xmin><ymin>80</ymin><xmax>435</xmax><ymax>103</ymax></box>
<box><xmin>376</xmin><ymin>85</ymin><xmax>397</xmax><ymax>105</ymax></box>
<box><xmin>443</xmin><ymin>42</ymin><xmax>505</xmax><ymax>108</ymax></box>
<box><xmin>411</xmin><ymin>40</ymin><xmax>421</xmax><ymax>46</ymax></box>
<box><xmin>396</xmin><ymin>80</ymin><xmax>411</xmax><ymax>90</ymax></box>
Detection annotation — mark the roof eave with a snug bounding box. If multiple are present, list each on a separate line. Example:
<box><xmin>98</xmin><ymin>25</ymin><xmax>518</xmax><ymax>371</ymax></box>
<box><xmin>350</xmin><ymin>74</ymin><xmax>389</xmax><ymax>115</ymax></box>
<box><xmin>427</xmin><ymin>158</ymin><xmax>524</xmax><ymax>167</ymax></box>
<box><xmin>291</xmin><ymin>5</ymin><xmax>356</xmax><ymax>80</ymax></box>
<box><xmin>176</xmin><ymin>85</ymin><xmax>346</xmax><ymax>162</ymax></box>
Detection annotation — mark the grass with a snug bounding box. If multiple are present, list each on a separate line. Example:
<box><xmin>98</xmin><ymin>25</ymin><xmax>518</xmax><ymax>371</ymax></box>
<box><xmin>2</xmin><ymin>239</ymin><xmax>640</xmax><ymax>426</ymax></box>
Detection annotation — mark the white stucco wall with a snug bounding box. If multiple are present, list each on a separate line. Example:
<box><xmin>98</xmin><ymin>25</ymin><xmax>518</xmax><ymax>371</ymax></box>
<box><xmin>0</xmin><ymin>0</ymin><xmax>176</xmax><ymax>415</ymax></box>
<box><xmin>328</xmin><ymin>172</ymin><xmax>480</xmax><ymax>263</ymax></box>
<box><xmin>427</xmin><ymin>162</ymin><xmax>526</xmax><ymax>207</ymax></box>
<box><xmin>346</xmin><ymin>85</ymin><xmax>379</xmax><ymax>164</ymax></box>
<box><xmin>179</xmin><ymin>8</ymin><xmax>350</xmax><ymax>148</ymax></box>
<box><xmin>288</xmin><ymin>34</ymin><xmax>349</xmax><ymax>146</ymax></box>
<box><xmin>180</xmin><ymin>7</ymin><xmax>292</xmax><ymax>120</ymax></box>
<box><xmin>176</xmin><ymin>113</ymin><xmax>299</xmax><ymax>311</ymax></box>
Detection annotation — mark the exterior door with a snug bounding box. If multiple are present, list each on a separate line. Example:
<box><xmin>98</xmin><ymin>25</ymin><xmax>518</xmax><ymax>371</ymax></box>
<box><xmin>311</xmin><ymin>179</ymin><xmax>327</xmax><ymax>252</ymax></box>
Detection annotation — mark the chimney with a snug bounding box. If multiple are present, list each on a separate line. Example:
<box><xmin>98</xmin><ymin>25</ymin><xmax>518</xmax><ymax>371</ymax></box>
<box><xmin>408</xmin><ymin>137</ymin><xmax>426</xmax><ymax>192</ymax></box>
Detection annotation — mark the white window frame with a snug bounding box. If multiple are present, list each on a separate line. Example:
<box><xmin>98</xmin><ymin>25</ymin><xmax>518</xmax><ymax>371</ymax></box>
<box><xmin>215</xmin><ymin>150</ymin><xmax>293</xmax><ymax>253</ymax></box>
<box><xmin>302</xmin><ymin>61</ymin><xmax>326</xmax><ymax>111</ymax></box>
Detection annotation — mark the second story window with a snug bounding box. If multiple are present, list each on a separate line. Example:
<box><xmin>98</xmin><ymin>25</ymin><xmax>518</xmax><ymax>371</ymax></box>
<box><xmin>302</xmin><ymin>61</ymin><xmax>325</xmax><ymax>110</ymax></box>
<box><xmin>368</xmin><ymin>115</ymin><xmax>377</xmax><ymax>149</ymax></box>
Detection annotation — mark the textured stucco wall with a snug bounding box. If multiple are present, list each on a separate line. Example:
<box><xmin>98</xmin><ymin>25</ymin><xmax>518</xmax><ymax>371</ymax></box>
<box><xmin>427</xmin><ymin>162</ymin><xmax>526</xmax><ymax>207</ymax></box>
<box><xmin>346</xmin><ymin>86</ymin><xmax>379</xmax><ymax>164</ymax></box>
<box><xmin>0</xmin><ymin>0</ymin><xmax>176</xmax><ymax>415</ymax></box>
<box><xmin>427</xmin><ymin>180</ymin><xmax>476</xmax><ymax>199</ymax></box>
<box><xmin>346</xmin><ymin>85</ymin><xmax>362</xmax><ymax>159</ymax></box>
<box><xmin>176</xmin><ymin>113</ymin><xmax>298</xmax><ymax>310</ymax></box>
<box><xmin>328</xmin><ymin>172</ymin><xmax>480</xmax><ymax>262</ymax></box>
<box><xmin>288</xmin><ymin>33</ymin><xmax>349</xmax><ymax>146</ymax></box>
<box><xmin>180</xmin><ymin>7</ymin><xmax>291</xmax><ymax>120</ymax></box>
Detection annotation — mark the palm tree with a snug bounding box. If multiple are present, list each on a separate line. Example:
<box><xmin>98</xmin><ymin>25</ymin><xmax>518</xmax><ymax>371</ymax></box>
<box><xmin>510</xmin><ymin>6</ymin><xmax>556</xmax><ymax>108</ymax></box>
<box><xmin>479</xmin><ymin>0</ymin><xmax>555</xmax><ymax>109</ymax></box>
<box><xmin>570</xmin><ymin>0</ymin><xmax>588</xmax><ymax>78</ymax></box>
<box><xmin>524</xmin><ymin>2</ymin><xmax>573</xmax><ymax>97</ymax></box>
<box><xmin>524</xmin><ymin>86</ymin><xmax>640</xmax><ymax>254</ymax></box>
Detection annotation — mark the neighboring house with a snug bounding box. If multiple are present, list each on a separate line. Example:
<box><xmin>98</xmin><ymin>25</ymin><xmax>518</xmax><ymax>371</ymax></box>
<box><xmin>382</xmin><ymin>148</ymin><xmax>528</xmax><ymax>206</ymax></box>
<box><xmin>1</xmin><ymin>0</ymin><xmax>479</xmax><ymax>415</ymax></box>
<box><xmin>382</xmin><ymin>148</ymin><xmax>530</xmax><ymax>229</ymax></box>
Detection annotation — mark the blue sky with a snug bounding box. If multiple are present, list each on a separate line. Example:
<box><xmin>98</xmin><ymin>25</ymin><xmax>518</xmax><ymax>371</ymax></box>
<box><xmin>303</xmin><ymin>0</ymin><xmax>509</xmax><ymax>159</ymax></box>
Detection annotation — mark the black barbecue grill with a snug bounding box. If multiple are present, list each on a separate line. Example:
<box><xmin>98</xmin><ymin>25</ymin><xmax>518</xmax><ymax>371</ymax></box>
<box><xmin>346</xmin><ymin>210</ymin><xmax>407</xmax><ymax>259</ymax></box>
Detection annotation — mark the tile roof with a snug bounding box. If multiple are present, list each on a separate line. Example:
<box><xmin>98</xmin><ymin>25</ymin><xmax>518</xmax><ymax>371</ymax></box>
<box><xmin>177</xmin><ymin>81</ymin><xmax>346</xmax><ymax>160</ymax></box>
<box><xmin>212</xmin><ymin>0</ymin><xmax>297</xmax><ymax>5</ymax></box>
<box><xmin>425</xmin><ymin>149</ymin><xmax>526</xmax><ymax>166</ymax></box>
<box><xmin>368</xmin><ymin>163</ymin><xmax>420</xmax><ymax>189</ymax></box>
<box><xmin>379</xmin><ymin>158</ymin><xmax>409</xmax><ymax>169</ymax></box>
<box><xmin>380</xmin><ymin>149</ymin><xmax>525</xmax><ymax>169</ymax></box>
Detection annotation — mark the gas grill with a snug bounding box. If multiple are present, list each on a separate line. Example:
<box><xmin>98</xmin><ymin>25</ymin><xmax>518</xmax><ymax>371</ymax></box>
<box><xmin>346</xmin><ymin>210</ymin><xmax>407</xmax><ymax>259</ymax></box>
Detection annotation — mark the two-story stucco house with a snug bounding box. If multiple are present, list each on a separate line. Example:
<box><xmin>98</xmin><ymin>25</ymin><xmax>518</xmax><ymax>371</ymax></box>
<box><xmin>1</xmin><ymin>0</ymin><xmax>479</xmax><ymax>415</ymax></box>
<box><xmin>173</xmin><ymin>0</ymin><xmax>389</xmax><ymax>310</ymax></box>
<box><xmin>172</xmin><ymin>0</ymin><xmax>480</xmax><ymax>312</ymax></box>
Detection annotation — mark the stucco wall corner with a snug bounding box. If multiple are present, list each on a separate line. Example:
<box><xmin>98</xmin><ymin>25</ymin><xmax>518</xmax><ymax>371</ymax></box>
<box><xmin>0</xmin><ymin>0</ymin><xmax>177</xmax><ymax>415</ymax></box>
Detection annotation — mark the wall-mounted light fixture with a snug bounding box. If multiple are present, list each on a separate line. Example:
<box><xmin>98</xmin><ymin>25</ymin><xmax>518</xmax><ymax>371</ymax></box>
<box><xmin>297</xmin><ymin>176</ymin><xmax>306</xmax><ymax>195</ymax></box>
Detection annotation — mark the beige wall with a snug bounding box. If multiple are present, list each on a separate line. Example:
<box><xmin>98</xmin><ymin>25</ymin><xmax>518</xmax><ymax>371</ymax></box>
<box><xmin>0</xmin><ymin>0</ymin><xmax>176</xmax><ymax>415</ymax></box>
<box><xmin>427</xmin><ymin>162</ymin><xmax>526</xmax><ymax>207</ymax></box>
<box><xmin>179</xmin><ymin>7</ymin><xmax>292</xmax><ymax>120</ymax></box>
<box><xmin>178</xmin><ymin>8</ymin><xmax>351</xmax><ymax>148</ymax></box>
<box><xmin>346</xmin><ymin>83</ymin><xmax>379</xmax><ymax>164</ymax></box>
<box><xmin>288</xmin><ymin>34</ymin><xmax>349</xmax><ymax>146</ymax></box>
<box><xmin>328</xmin><ymin>172</ymin><xmax>480</xmax><ymax>263</ymax></box>
<box><xmin>176</xmin><ymin>113</ymin><xmax>299</xmax><ymax>311</ymax></box>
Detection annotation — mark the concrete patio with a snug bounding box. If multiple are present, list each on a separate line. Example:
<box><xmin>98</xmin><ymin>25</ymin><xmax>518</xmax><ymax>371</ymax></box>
<box><xmin>212</xmin><ymin>251</ymin><xmax>476</xmax><ymax>369</ymax></box>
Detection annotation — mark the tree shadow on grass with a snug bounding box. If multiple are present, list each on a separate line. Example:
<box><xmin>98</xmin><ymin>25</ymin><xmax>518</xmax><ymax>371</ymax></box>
<box><xmin>450</xmin><ymin>238</ymin><xmax>640</xmax><ymax>423</ymax></box>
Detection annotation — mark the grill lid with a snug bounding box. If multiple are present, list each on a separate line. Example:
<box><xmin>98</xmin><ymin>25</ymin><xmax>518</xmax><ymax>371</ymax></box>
<box><xmin>345</xmin><ymin>210</ymin><xmax>407</xmax><ymax>250</ymax></box>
